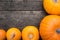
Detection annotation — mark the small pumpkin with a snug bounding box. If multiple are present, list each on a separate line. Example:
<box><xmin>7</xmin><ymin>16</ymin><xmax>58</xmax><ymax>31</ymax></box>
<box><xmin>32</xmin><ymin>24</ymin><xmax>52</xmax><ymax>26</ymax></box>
<box><xmin>0</xmin><ymin>29</ymin><xmax>6</xmax><ymax>40</ymax></box>
<box><xmin>40</xmin><ymin>15</ymin><xmax>60</xmax><ymax>40</ymax></box>
<box><xmin>22</xmin><ymin>26</ymin><xmax>39</xmax><ymax>40</ymax></box>
<box><xmin>43</xmin><ymin>0</ymin><xmax>60</xmax><ymax>15</ymax></box>
<box><xmin>6</xmin><ymin>28</ymin><xmax>21</xmax><ymax>40</ymax></box>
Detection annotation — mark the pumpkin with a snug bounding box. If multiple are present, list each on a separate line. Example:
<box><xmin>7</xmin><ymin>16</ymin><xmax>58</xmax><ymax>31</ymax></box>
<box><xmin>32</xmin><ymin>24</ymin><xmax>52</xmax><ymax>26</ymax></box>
<box><xmin>0</xmin><ymin>29</ymin><xmax>6</xmax><ymax>40</ymax></box>
<box><xmin>40</xmin><ymin>15</ymin><xmax>60</xmax><ymax>40</ymax></box>
<box><xmin>22</xmin><ymin>26</ymin><xmax>39</xmax><ymax>40</ymax></box>
<box><xmin>6</xmin><ymin>28</ymin><xmax>21</xmax><ymax>40</ymax></box>
<box><xmin>43</xmin><ymin>0</ymin><xmax>60</xmax><ymax>15</ymax></box>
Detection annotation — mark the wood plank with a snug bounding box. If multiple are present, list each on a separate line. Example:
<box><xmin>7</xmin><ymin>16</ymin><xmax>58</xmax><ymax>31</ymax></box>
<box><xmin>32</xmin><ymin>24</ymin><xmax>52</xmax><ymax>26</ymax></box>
<box><xmin>0</xmin><ymin>0</ymin><xmax>42</xmax><ymax>2</ymax></box>
<box><xmin>0</xmin><ymin>1</ymin><xmax>44</xmax><ymax>11</ymax></box>
<box><xmin>0</xmin><ymin>11</ymin><xmax>47</xmax><ymax>30</ymax></box>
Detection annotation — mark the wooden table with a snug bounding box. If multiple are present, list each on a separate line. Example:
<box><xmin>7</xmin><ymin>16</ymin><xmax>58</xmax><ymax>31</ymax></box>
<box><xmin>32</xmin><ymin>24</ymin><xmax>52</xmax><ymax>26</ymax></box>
<box><xmin>0</xmin><ymin>0</ymin><xmax>47</xmax><ymax>40</ymax></box>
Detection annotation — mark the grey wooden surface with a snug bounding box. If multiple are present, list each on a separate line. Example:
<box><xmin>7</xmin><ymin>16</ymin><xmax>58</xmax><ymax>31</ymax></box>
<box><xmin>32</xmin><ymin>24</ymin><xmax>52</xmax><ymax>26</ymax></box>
<box><xmin>0</xmin><ymin>11</ymin><xmax>47</xmax><ymax>30</ymax></box>
<box><xmin>0</xmin><ymin>0</ymin><xmax>47</xmax><ymax>40</ymax></box>
<box><xmin>0</xmin><ymin>0</ymin><xmax>43</xmax><ymax>11</ymax></box>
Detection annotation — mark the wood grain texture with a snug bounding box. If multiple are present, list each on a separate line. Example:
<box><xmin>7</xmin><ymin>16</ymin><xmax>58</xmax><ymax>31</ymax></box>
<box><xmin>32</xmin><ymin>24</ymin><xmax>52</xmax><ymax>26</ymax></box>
<box><xmin>0</xmin><ymin>0</ymin><xmax>43</xmax><ymax>11</ymax></box>
<box><xmin>0</xmin><ymin>0</ymin><xmax>47</xmax><ymax>30</ymax></box>
<box><xmin>0</xmin><ymin>11</ymin><xmax>46</xmax><ymax>30</ymax></box>
<box><xmin>0</xmin><ymin>0</ymin><xmax>42</xmax><ymax>2</ymax></box>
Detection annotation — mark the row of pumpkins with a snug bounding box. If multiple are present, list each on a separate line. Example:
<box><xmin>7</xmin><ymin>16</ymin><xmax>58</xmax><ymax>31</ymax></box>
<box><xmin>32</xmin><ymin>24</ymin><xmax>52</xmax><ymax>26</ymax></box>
<box><xmin>0</xmin><ymin>0</ymin><xmax>60</xmax><ymax>40</ymax></box>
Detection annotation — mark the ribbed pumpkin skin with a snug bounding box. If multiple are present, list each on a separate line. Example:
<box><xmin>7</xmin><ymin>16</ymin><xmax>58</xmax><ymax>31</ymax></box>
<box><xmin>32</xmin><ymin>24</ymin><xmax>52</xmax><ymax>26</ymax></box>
<box><xmin>40</xmin><ymin>15</ymin><xmax>60</xmax><ymax>40</ymax></box>
<box><xmin>6</xmin><ymin>28</ymin><xmax>21</xmax><ymax>40</ymax></box>
<box><xmin>0</xmin><ymin>29</ymin><xmax>6</xmax><ymax>40</ymax></box>
<box><xmin>43</xmin><ymin>0</ymin><xmax>60</xmax><ymax>15</ymax></box>
<box><xmin>22</xmin><ymin>26</ymin><xmax>39</xmax><ymax>40</ymax></box>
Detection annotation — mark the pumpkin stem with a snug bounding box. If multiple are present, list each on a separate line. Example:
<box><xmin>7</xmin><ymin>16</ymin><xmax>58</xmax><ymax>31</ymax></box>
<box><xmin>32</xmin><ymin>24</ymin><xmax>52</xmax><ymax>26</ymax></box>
<box><xmin>29</xmin><ymin>34</ymin><xmax>33</xmax><ymax>40</ymax></box>
<box><xmin>56</xmin><ymin>29</ymin><xmax>60</xmax><ymax>34</ymax></box>
<box><xmin>10</xmin><ymin>32</ymin><xmax>15</xmax><ymax>40</ymax></box>
<box><xmin>54</xmin><ymin>0</ymin><xmax>58</xmax><ymax>3</ymax></box>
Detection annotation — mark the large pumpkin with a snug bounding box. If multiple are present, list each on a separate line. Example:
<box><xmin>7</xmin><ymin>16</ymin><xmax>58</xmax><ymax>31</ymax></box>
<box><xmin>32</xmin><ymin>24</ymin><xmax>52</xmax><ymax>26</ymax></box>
<box><xmin>43</xmin><ymin>0</ymin><xmax>60</xmax><ymax>15</ymax></box>
<box><xmin>40</xmin><ymin>15</ymin><xmax>60</xmax><ymax>40</ymax></box>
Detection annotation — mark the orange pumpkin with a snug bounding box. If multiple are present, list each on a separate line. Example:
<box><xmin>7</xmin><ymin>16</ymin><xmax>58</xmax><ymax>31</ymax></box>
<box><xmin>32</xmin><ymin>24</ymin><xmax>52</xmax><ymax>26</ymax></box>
<box><xmin>43</xmin><ymin>0</ymin><xmax>60</xmax><ymax>15</ymax></box>
<box><xmin>6</xmin><ymin>28</ymin><xmax>21</xmax><ymax>40</ymax></box>
<box><xmin>0</xmin><ymin>29</ymin><xmax>6</xmax><ymax>40</ymax></box>
<box><xmin>40</xmin><ymin>15</ymin><xmax>60</xmax><ymax>40</ymax></box>
<box><xmin>22</xmin><ymin>26</ymin><xmax>39</xmax><ymax>40</ymax></box>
